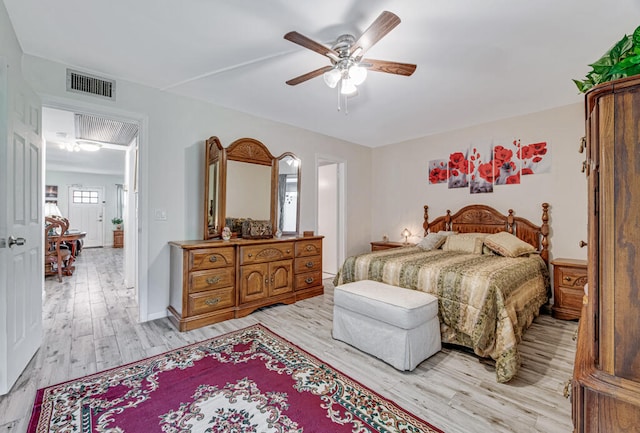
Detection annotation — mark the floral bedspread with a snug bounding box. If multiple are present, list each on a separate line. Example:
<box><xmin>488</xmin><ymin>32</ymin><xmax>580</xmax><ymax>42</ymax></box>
<box><xmin>334</xmin><ymin>247</ymin><xmax>549</xmax><ymax>382</ymax></box>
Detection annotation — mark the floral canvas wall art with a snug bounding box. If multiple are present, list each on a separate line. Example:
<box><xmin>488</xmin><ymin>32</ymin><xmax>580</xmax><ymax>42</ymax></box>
<box><xmin>428</xmin><ymin>159</ymin><xmax>448</xmax><ymax>184</ymax></box>
<box><xmin>448</xmin><ymin>150</ymin><xmax>470</xmax><ymax>189</ymax></box>
<box><xmin>494</xmin><ymin>139</ymin><xmax>521</xmax><ymax>185</ymax></box>
<box><xmin>520</xmin><ymin>141</ymin><xmax>551</xmax><ymax>174</ymax></box>
<box><xmin>469</xmin><ymin>142</ymin><xmax>494</xmax><ymax>194</ymax></box>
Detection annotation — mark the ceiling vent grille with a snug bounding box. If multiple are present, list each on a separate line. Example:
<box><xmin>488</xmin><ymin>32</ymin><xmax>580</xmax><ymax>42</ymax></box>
<box><xmin>66</xmin><ymin>69</ymin><xmax>115</xmax><ymax>100</ymax></box>
<box><xmin>75</xmin><ymin>114</ymin><xmax>138</xmax><ymax>146</ymax></box>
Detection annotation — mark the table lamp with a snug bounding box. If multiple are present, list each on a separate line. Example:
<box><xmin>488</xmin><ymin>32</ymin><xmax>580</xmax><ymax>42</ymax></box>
<box><xmin>401</xmin><ymin>228</ymin><xmax>411</xmax><ymax>245</ymax></box>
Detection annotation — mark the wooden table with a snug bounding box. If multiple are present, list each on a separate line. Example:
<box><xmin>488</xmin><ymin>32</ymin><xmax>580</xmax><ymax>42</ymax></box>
<box><xmin>49</xmin><ymin>231</ymin><xmax>86</xmax><ymax>275</ymax></box>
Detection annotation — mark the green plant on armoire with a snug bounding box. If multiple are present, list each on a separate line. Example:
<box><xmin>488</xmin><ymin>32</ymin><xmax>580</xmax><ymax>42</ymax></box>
<box><xmin>573</xmin><ymin>24</ymin><xmax>640</xmax><ymax>93</ymax></box>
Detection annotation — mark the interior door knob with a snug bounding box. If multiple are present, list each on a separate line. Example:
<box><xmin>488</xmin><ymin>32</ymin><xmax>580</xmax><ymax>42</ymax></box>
<box><xmin>579</xmin><ymin>240</ymin><xmax>588</xmax><ymax>248</ymax></box>
<box><xmin>8</xmin><ymin>235</ymin><xmax>26</xmax><ymax>248</ymax></box>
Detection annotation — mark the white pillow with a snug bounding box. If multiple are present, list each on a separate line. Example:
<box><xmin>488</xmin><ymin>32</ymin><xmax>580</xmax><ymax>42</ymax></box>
<box><xmin>417</xmin><ymin>233</ymin><xmax>447</xmax><ymax>251</ymax></box>
<box><xmin>437</xmin><ymin>230</ymin><xmax>458</xmax><ymax>236</ymax></box>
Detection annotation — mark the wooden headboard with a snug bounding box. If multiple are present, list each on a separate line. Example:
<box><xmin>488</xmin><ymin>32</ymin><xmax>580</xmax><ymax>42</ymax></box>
<box><xmin>422</xmin><ymin>203</ymin><xmax>550</xmax><ymax>264</ymax></box>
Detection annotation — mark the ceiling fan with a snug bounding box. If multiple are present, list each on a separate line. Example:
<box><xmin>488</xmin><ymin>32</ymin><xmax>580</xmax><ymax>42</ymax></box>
<box><xmin>283</xmin><ymin>11</ymin><xmax>416</xmax><ymax>97</ymax></box>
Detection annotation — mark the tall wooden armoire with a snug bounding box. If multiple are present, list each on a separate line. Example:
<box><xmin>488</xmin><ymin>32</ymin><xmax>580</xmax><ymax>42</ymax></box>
<box><xmin>572</xmin><ymin>75</ymin><xmax>640</xmax><ymax>432</ymax></box>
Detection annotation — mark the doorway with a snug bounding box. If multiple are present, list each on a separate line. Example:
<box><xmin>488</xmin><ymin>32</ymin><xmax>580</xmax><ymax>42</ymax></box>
<box><xmin>317</xmin><ymin>157</ymin><xmax>345</xmax><ymax>279</ymax></box>
<box><xmin>42</xmin><ymin>103</ymin><xmax>140</xmax><ymax>298</ymax></box>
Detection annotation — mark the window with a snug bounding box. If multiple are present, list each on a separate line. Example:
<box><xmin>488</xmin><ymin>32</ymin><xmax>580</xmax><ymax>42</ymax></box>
<box><xmin>72</xmin><ymin>190</ymin><xmax>99</xmax><ymax>204</ymax></box>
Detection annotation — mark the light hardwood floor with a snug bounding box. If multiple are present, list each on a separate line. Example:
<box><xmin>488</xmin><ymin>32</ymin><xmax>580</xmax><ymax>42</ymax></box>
<box><xmin>0</xmin><ymin>247</ymin><xmax>578</xmax><ymax>433</ymax></box>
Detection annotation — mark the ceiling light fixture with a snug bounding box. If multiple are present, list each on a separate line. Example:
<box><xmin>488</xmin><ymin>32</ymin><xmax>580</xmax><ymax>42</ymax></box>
<box><xmin>320</xmin><ymin>35</ymin><xmax>369</xmax><ymax>113</ymax></box>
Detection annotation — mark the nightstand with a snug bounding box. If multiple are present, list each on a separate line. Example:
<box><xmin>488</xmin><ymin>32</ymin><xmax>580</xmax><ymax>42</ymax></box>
<box><xmin>370</xmin><ymin>241</ymin><xmax>413</xmax><ymax>252</ymax></box>
<box><xmin>113</xmin><ymin>229</ymin><xmax>124</xmax><ymax>248</ymax></box>
<box><xmin>551</xmin><ymin>258</ymin><xmax>587</xmax><ymax>320</ymax></box>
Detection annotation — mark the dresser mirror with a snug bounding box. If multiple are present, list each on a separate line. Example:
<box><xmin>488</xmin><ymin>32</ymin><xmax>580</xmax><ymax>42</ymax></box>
<box><xmin>203</xmin><ymin>137</ymin><xmax>223</xmax><ymax>239</ymax></box>
<box><xmin>276</xmin><ymin>153</ymin><xmax>300</xmax><ymax>235</ymax></box>
<box><xmin>205</xmin><ymin>137</ymin><xmax>295</xmax><ymax>240</ymax></box>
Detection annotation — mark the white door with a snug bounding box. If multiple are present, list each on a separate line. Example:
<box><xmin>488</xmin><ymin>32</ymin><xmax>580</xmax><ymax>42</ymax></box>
<box><xmin>67</xmin><ymin>186</ymin><xmax>105</xmax><ymax>248</ymax></box>
<box><xmin>0</xmin><ymin>57</ymin><xmax>43</xmax><ymax>395</ymax></box>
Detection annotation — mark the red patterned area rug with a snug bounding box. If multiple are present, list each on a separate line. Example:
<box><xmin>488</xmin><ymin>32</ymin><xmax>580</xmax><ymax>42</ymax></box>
<box><xmin>28</xmin><ymin>324</ymin><xmax>443</xmax><ymax>433</ymax></box>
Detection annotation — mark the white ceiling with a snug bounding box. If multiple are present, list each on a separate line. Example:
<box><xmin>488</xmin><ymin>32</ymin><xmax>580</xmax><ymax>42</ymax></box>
<box><xmin>4</xmin><ymin>0</ymin><xmax>640</xmax><ymax>148</ymax></box>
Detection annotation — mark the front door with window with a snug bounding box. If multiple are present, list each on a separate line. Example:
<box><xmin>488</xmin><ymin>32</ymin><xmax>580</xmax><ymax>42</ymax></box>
<box><xmin>68</xmin><ymin>187</ymin><xmax>104</xmax><ymax>248</ymax></box>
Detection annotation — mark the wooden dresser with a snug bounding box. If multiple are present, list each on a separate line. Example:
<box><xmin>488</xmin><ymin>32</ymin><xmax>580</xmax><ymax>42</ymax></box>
<box><xmin>572</xmin><ymin>76</ymin><xmax>640</xmax><ymax>432</ymax></box>
<box><xmin>168</xmin><ymin>236</ymin><xmax>323</xmax><ymax>331</ymax></box>
<box><xmin>551</xmin><ymin>258</ymin><xmax>587</xmax><ymax>320</ymax></box>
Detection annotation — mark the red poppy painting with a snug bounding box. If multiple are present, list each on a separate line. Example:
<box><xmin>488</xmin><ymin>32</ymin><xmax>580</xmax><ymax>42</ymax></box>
<box><xmin>469</xmin><ymin>143</ymin><xmax>493</xmax><ymax>194</ymax></box>
<box><xmin>448</xmin><ymin>150</ymin><xmax>470</xmax><ymax>189</ymax></box>
<box><xmin>494</xmin><ymin>139</ymin><xmax>521</xmax><ymax>185</ymax></box>
<box><xmin>428</xmin><ymin>159</ymin><xmax>448</xmax><ymax>184</ymax></box>
<box><xmin>520</xmin><ymin>141</ymin><xmax>551</xmax><ymax>174</ymax></box>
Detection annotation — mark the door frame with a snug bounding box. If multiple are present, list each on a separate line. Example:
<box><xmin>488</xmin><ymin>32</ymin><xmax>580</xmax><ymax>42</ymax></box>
<box><xmin>41</xmin><ymin>95</ymin><xmax>150</xmax><ymax>321</ymax></box>
<box><xmin>315</xmin><ymin>154</ymin><xmax>346</xmax><ymax>276</ymax></box>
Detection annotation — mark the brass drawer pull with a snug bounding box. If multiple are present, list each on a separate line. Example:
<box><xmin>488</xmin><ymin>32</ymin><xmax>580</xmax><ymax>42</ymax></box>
<box><xmin>209</xmin><ymin>256</ymin><xmax>217</xmax><ymax>262</ymax></box>
<box><xmin>248</xmin><ymin>253</ymin><xmax>253</xmax><ymax>257</ymax></box>
<box><xmin>305</xmin><ymin>277</ymin><xmax>314</xmax><ymax>284</ymax></box>
<box><xmin>564</xmin><ymin>276</ymin><xmax>573</xmax><ymax>282</ymax></box>
<box><xmin>305</xmin><ymin>261</ymin><xmax>314</xmax><ymax>268</ymax></box>
<box><xmin>204</xmin><ymin>298</ymin><xmax>220</xmax><ymax>306</ymax></box>
<box><xmin>206</xmin><ymin>276</ymin><xmax>221</xmax><ymax>285</ymax></box>
<box><xmin>286</xmin><ymin>249</ymin><xmax>291</xmax><ymax>253</ymax></box>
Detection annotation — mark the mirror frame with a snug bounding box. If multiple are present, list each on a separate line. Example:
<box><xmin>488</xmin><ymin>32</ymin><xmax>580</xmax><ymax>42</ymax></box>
<box><xmin>204</xmin><ymin>137</ymin><xmax>303</xmax><ymax>240</ymax></box>
<box><xmin>203</xmin><ymin>136</ymin><xmax>224</xmax><ymax>240</ymax></box>
<box><xmin>276</xmin><ymin>152</ymin><xmax>301</xmax><ymax>235</ymax></box>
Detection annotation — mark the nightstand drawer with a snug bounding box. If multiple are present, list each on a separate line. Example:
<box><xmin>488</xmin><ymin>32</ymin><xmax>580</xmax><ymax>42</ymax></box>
<box><xmin>556</xmin><ymin>267</ymin><xmax>588</xmax><ymax>288</ymax></box>
<box><xmin>555</xmin><ymin>285</ymin><xmax>584</xmax><ymax>314</ymax></box>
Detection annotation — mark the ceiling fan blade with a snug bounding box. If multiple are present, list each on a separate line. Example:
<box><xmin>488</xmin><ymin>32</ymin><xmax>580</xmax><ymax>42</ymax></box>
<box><xmin>284</xmin><ymin>31</ymin><xmax>339</xmax><ymax>60</ymax></box>
<box><xmin>351</xmin><ymin>11</ymin><xmax>401</xmax><ymax>57</ymax></box>
<box><xmin>286</xmin><ymin>65</ymin><xmax>334</xmax><ymax>86</ymax></box>
<box><xmin>363</xmin><ymin>59</ymin><xmax>417</xmax><ymax>76</ymax></box>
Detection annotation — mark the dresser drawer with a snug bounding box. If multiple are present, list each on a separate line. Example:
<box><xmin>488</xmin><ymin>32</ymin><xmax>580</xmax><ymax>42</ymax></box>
<box><xmin>190</xmin><ymin>247</ymin><xmax>235</xmax><ymax>271</ymax></box>
<box><xmin>188</xmin><ymin>287</ymin><xmax>235</xmax><ymax>315</ymax></box>
<box><xmin>294</xmin><ymin>256</ymin><xmax>322</xmax><ymax>273</ymax></box>
<box><xmin>556</xmin><ymin>267</ymin><xmax>588</xmax><ymax>288</ymax></box>
<box><xmin>295</xmin><ymin>239</ymin><xmax>322</xmax><ymax>257</ymax></box>
<box><xmin>189</xmin><ymin>268</ymin><xmax>235</xmax><ymax>293</ymax></box>
<box><xmin>295</xmin><ymin>271</ymin><xmax>322</xmax><ymax>290</ymax></box>
<box><xmin>240</xmin><ymin>242</ymin><xmax>294</xmax><ymax>264</ymax></box>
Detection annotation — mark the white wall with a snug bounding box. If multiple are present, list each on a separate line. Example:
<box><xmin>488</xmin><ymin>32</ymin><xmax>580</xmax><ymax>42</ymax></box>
<box><xmin>45</xmin><ymin>170</ymin><xmax>124</xmax><ymax>246</ymax></box>
<box><xmin>21</xmin><ymin>54</ymin><xmax>372</xmax><ymax>320</ymax></box>
<box><xmin>372</xmin><ymin>103</ymin><xmax>588</xmax><ymax>262</ymax></box>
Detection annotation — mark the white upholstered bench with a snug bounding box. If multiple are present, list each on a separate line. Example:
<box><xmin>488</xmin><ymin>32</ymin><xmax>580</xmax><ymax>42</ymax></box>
<box><xmin>332</xmin><ymin>280</ymin><xmax>441</xmax><ymax>371</ymax></box>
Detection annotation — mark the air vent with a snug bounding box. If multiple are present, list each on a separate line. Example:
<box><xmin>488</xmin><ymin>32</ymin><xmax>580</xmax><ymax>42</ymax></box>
<box><xmin>66</xmin><ymin>69</ymin><xmax>115</xmax><ymax>100</ymax></box>
<box><xmin>75</xmin><ymin>114</ymin><xmax>138</xmax><ymax>146</ymax></box>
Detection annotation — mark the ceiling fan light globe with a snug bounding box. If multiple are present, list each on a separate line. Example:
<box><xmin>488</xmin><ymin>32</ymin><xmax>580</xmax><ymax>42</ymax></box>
<box><xmin>349</xmin><ymin>65</ymin><xmax>367</xmax><ymax>85</ymax></box>
<box><xmin>323</xmin><ymin>69</ymin><xmax>341</xmax><ymax>88</ymax></box>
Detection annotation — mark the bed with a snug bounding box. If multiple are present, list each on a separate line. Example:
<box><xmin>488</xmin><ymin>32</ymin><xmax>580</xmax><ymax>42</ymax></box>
<box><xmin>334</xmin><ymin>203</ymin><xmax>550</xmax><ymax>383</ymax></box>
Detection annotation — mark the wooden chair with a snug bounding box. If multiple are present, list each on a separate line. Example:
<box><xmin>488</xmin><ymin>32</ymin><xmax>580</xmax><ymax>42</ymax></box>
<box><xmin>44</xmin><ymin>216</ymin><xmax>74</xmax><ymax>282</ymax></box>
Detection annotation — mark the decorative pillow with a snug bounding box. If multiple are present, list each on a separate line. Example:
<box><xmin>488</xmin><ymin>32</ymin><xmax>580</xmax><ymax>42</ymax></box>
<box><xmin>417</xmin><ymin>233</ymin><xmax>447</xmax><ymax>251</ymax></box>
<box><xmin>442</xmin><ymin>233</ymin><xmax>486</xmax><ymax>254</ymax></box>
<box><xmin>437</xmin><ymin>230</ymin><xmax>458</xmax><ymax>236</ymax></box>
<box><xmin>241</xmin><ymin>219</ymin><xmax>273</xmax><ymax>239</ymax></box>
<box><xmin>482</xmin><ymin>244</ymin><xmax>496</xmax><ymax>255</ymax></box>
<box><xmin>484</xmin><ymin>231</ymin><xmax>537</xmax><ymax>257</ymax></box>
